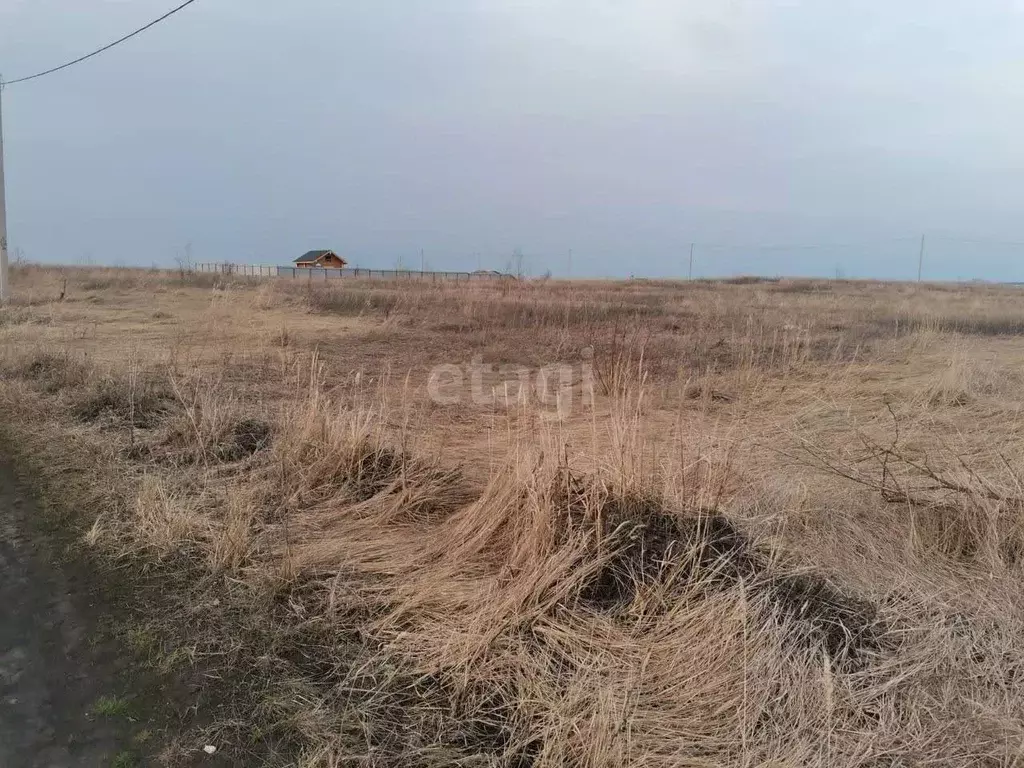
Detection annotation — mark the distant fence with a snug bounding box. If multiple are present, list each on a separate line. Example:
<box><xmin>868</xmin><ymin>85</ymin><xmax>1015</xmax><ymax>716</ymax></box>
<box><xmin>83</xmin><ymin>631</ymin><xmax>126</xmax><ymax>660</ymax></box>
<box><xmin>195</xmin><ymin>263</ymin><xmax>509</xmax><ymax>283</ymax></box>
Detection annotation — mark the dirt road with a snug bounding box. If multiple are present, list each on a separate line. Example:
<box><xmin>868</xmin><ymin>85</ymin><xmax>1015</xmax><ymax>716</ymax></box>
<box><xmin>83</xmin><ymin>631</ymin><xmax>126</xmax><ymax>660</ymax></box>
<box><xmin>0</xmin><ymin>462</ymin><xmax>151</xmax><ymax>767</ymax></box>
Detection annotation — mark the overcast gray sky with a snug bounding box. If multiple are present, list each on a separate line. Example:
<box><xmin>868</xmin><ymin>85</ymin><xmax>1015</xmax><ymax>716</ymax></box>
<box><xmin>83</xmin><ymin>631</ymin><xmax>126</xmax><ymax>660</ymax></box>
<box><xmin>2</xmin><ymin>0</ymin><xmax>1024</xmax><ymax>279</ymax></box>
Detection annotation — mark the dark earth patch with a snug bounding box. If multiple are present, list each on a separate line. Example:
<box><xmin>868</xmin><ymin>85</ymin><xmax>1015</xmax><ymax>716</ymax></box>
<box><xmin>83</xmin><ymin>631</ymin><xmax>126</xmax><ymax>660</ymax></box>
<box><xmin>215</xmin><ymin>418</ymin><xmax>272</xmax><ymax>462</ymax></box>
<box><xmin>561</xmin><ymin>477</ymin><xmax>880</xmax><ymax>665</ymax></box>
<box><xmin>0</xmin><ymin>462</ymin><xmax>238</xmax><ymax>767</ymax></box>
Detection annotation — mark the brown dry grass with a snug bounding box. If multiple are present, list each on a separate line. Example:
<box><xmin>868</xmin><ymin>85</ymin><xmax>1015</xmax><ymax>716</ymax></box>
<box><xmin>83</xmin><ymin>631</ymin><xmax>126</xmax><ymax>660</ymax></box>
<box><xmin>5</xmin><ymin>263</ymin><xmax>1024</xmax><ymax>765</ymax></box>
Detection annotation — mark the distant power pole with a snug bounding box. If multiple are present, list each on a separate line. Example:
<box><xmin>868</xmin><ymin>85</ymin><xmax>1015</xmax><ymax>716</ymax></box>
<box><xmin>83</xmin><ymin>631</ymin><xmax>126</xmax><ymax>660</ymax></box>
<box><xmin>0</xmin><ymin>78</ymin><xmax>9</xmax><ymax>302</ymax></box>
<box><xmin>567</xmin><ymin>248</ymin><xmax>573</xmax><ymax>278</ymax></box>
<box><xmin>688</xmin><ymin>243</ymin><xmax>694</xmax><ymax>280</ymax></box>
<box><xmin>420</xmin><ymin>248</ymin><xmax>425</xmax><ymax>273</ymax></box>
<box><xmin>918</xmin><ymin>234</ymin><xmax>925</xmax><ymax>282</ymax></box>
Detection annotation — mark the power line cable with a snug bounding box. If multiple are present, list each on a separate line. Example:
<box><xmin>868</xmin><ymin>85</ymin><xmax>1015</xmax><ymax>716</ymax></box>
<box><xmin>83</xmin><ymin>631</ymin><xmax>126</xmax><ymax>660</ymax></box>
<box><xmin>931</xmin><ymin>234</ymin><xmax>1024</xmax><ymax>248</ymax></box>
<box><xmin>2</xmin><ymin>0</ymin><xmax>200</xmax><ymax>87</ymax></box>
<box><xmin>692</xmin><ymin>237</ymin><xmax>916</xmax><ymax>252</ymax></box>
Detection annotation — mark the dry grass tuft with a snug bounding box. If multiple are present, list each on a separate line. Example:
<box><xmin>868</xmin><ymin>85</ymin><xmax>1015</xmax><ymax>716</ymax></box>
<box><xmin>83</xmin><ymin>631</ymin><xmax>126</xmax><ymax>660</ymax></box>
<box><xmin>74</xmin><ymin>373</ymin><xmax>176</xmax><ymax>428</ymax></box>
<box><xmin>7</xmin><ymin>349</ymin><xmax>91</xmax><ymax>393</ymax></box>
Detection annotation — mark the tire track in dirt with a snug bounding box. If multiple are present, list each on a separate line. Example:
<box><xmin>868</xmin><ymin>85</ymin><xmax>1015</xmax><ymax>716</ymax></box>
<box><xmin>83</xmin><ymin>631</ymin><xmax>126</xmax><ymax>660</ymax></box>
<box><xmin>0</xmin><ymin>462</ymin><xmax>151</xmax><ymax>767</ymax></box>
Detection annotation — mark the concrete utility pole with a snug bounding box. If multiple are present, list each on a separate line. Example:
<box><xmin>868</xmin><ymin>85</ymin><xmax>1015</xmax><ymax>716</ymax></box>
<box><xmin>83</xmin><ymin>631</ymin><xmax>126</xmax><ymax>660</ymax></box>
<box><xmin>0</xmin><ymin>77</ymin><xmax>9</xmax><ymax>302</ymax></box>
<box><xmin>420</xmin><ymin>248</ymin><xmax>425</xmax><ymax>273</ymax></box>
<box><xmin>688</xmin><ymin>242</ymin><xmax>694</xmax><ymax>280</ymax></box>
<box><xmin>567</xmin><ymin>248</ymin><xmax>572</xmax><ymax>278</ymax></box>
<box><xmin>918</xmin><ymin>234</ymin><xmax>925</xmax><ymax>282</ymax></box>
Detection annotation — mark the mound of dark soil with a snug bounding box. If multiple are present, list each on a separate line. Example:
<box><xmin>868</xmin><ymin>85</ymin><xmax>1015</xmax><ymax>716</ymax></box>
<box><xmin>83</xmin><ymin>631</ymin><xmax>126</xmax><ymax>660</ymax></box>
<box><xmin>769</xmin><ymin>572</ymin><xmax>878</xmax><ymax>660</ymax></box>
<box><xmin>348</xmin><ymin>447</ymin><xmax>406</xmax><ymax>501</ymax></box>
<box><xmin>560</xmin><ymin>476</ymin><xmax>879</xmax><ymax>664</ymax></box>
<box><xmin>215</xmin><ymin>418</ymin><xmax>272</xmax><ymax>461</ymax></box>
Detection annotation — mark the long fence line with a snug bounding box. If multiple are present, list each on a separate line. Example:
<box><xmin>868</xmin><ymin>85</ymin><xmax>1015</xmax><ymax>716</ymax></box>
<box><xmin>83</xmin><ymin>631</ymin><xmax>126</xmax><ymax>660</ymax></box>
<box><xmin>196</xmin><ymin>263</ymin><xmax>510</xmax><ymax>283</ymax></box>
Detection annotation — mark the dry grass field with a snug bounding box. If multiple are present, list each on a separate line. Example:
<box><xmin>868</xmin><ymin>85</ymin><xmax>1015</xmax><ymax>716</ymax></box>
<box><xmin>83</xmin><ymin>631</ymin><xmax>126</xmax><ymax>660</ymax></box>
<box><xmin>4</xmin><ymin>263</ymin><xmax>1024</xmax><ymax>766</ymax></box>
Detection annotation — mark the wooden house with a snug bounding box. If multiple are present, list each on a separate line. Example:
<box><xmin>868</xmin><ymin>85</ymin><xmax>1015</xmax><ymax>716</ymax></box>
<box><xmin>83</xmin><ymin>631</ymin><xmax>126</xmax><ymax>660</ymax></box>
<box><xmin>294</xmin><ymin>250</ymin><xmax>347</xmax><ymax>269</ymax></box>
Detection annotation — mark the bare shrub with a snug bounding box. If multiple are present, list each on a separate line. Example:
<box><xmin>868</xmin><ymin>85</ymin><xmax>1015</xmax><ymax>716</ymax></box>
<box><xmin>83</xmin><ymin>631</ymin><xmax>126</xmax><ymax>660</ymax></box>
<box><xmin>795</xmin><ymin>407</ymin><xmax>1024</xmax><ymax>572</ymax></box>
